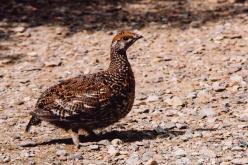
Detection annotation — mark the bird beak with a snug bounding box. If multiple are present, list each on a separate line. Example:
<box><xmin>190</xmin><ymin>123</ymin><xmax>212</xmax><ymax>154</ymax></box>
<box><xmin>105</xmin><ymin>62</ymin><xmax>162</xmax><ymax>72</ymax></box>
<box><xmin>134</xmin><ymin>33</ymin><xmax>143</xmax><ymax>40</ymax></box>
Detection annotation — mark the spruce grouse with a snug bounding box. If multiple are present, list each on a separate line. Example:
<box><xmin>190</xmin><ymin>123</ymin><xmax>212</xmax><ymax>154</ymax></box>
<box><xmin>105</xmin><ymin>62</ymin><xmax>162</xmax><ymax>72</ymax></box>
<box><xmin>25</xmin><ymin>31</ymin><xmax>143</xmax><ymax>147</ymax></box>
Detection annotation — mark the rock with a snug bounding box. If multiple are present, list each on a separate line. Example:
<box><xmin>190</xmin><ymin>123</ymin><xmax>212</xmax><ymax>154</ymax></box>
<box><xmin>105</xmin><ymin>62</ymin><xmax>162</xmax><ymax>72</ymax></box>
<box><xmin>144</xmin><ymin>159</ymin><xmax>158</xmax><ymax>165</ymax></box>
<box><xmin>212</xmin><ymin>82</ymin><xmax>226</xmax><ymax>92</ymax></box>
<box><xmin>239</xmin><ymin>113</ymin><xmax>248</xmax><ymax>122</ymax></box>
<box><xmin>111</xmin><ymin>139</ymin><xmax>123</xmax><ymax>146</ymax></box>
<box><xmin>174</xmin><ymin>148</ymin><xmax>187</xmax><ymax>157</ymax></box>
<box><xmin>164</xmin><ymin>96</ymin><xmax>185</xmax><ymax>108</ymax></box>
<box><xmin>186</xmin><ymin>92</ymin><xmax>197</xmax><ymax>99</ymax></box>
<box><xmin>135</xmin><ymin>108</ymin><xmax>150</xmax><ymax>114</ymax></box>
<box><xmin>56</xmin><ymin>149</ymin><xmax>68</xmax><ymax>156</ymax></box>
<box><xmin>20</xmin><ymin>150</ymin><xmax>35</xmax><ymax>158</ymax></box>
<box><xmin>231</xmin><ymin>146</ymin><xmax>244</xmax><ymax>151</ymax></box>
<box><xmin>126</xmin><ymin>152</ymin><xmax>141</xmax><ymax>165</ymax></box>
<box><xmin>239</xmin><ymin>140</ymin><xmax>248</xmax><ymax>148</ymax></box>
<box><xmin>136</xmin><ymin>92</ymin><xmax>147</xmax><ymax>100</ymax></box>
<box><xmin>72</xmin><ymin>153</ymin><xmax>83</xmax><ymax>160</ymax></box>
<box><xmin>12</xmin><ymin>26</ymin><xmax>26</xmax><ymax>33</ymax></box>
<box><xmin>220</xmin><ymin>162</ymin><xmax>231</xmax><ymax>165</ymax></box>
<box><xmin>180</xmin><ymin>129</ymin><xmax>193</xmax><ymax>141</ymax></box>
<box><xmin>199</xmin><ymin>107</ymin><xmax>216</xmax><ymax>118</ymax></box>
<box><xmin>176</xmin><ymin>123</ymin><xmax>188</xmax><ymax>129</ymax></box>
<box><xmin>44</xmin><ymin>58</ymin><xmax>62</xmax><ymax>67</ymax></box>
<box><xmin>147</xmin><ymin>95</ymin><xmax>160</xmax><ymax>102</ymax></box>
<box><xmin>98</xmin><ymin>139</ymin><xmax>110</xmax><ymax>145</ymax></box>
<box><xmin>175</xmin><ymin>157</ymin><xmax>190</xmax><ymax>164</ymax></box>
<box><xmin>107</xmin><ymin>145</ymin><xmax>119</xmax><ymax>156</ymax></box>
<box><xmin>231</xmin><ymin>158</ymin><xmax>248</xmax><ymax>164</ymax></box>
<box><xmin>89</xmin><ymin>144</ymin><xmax>99</xmax><ymax>150</ymax></box>
<box><xmin>1</xmin><ymin>155</ymin><xmax>10</xmax><ymax>163</ymax></box>
<box><xmin>19</xmin><ymin>140</ymin><xmax>36</xmax><ymax>147</ymax></box>
<box><xmin>153</xmin><ymin>76</ymin><xmax>163</xmax><ymax>83</ymax></box>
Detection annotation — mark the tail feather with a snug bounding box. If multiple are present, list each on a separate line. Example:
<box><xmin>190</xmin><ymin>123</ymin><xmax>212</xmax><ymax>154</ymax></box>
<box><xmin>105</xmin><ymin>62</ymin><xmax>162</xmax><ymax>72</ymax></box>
<box><xmin>25</xmin><ymin>115</ymin><xmax>41</xmax><ymax>132</ymax></box>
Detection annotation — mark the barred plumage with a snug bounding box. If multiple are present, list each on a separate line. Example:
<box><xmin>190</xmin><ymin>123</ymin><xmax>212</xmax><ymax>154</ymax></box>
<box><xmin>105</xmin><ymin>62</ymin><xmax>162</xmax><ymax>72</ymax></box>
<box><xmin>25</xmin><ymin>31</ymin><xmax>143</xmax><ymax>147</ymax></box>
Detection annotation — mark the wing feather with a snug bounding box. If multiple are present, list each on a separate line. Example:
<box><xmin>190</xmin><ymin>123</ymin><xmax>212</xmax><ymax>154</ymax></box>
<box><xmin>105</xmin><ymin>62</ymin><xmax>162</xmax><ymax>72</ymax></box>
<box><xmin>34</xmin><ymin>76</ymin><xmax>113</xmax><ymax>122</ymax></box>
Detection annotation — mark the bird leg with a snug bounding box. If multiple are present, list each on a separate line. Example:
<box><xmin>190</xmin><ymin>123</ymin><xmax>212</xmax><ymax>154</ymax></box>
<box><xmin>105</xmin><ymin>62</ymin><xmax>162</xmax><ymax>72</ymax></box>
<box><xmin>69</xmin><ymin>129</ymin><xmax>80</xmax><ymax>148</ymax></box>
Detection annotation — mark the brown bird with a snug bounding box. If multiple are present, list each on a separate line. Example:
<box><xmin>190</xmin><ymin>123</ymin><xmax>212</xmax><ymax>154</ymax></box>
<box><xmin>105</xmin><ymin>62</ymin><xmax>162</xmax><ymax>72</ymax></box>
<box><xmin>25</xmin><ymin>31</ymin><xmax>143</xmax><ymax>147</ymax></box>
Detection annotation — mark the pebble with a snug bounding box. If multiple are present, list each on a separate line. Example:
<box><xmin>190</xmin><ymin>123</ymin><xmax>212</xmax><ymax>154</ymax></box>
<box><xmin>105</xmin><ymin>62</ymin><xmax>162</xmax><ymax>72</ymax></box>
<box><xmin>174</xmin><ymin>148</ymin><xmax>187</xmax><ymax>157</ymax></box>
<box><xmin>220</xmin><ymin>162</ymin><xmax>231</xmax><ymax>165</ymax></box>
<box><xmin>231</xmin><ymin>158</ymin><xmax>248</xmax><ymax>164</ymax></box>
<box><xmin>181</xmin><ymin>129</ymin><xmax>193</xmax><ymax>141</ymax></box>
<box><xmin>19</xmin><ymin>140</ymin><xmax>36</xmax><ymax>147</ymax></box>
<box><xmin>98</xmin><ymin>139</ymin><xmax>110</xmax><ymax>146</ymax></box>
<box><xmin>231</xmin><ymin>146</ymin><xmax>244</xmax><ymax>151</ymax></box>
<box><xmin>107</xmin><ymin>145</ymin><xmax>119</xmax><ymax>156</ymax></box>
<box><xmin>56</xmin><ymin>149</ymin><xmax>68</xmax><ymax>156</ymax></box>
<box><xmin>2</xmin><ymin>155</ymin><xmax>10</xmax><ymax>163</ymax></box>
<box><xmin>199</xmin><ymin>107</ymin><xmax>216</xmax><ymax>118</ymax></box>
<box><xmin>136</xmin><ymin>92</ymin><xmax>147</xmax><ymax>100</ymax></box>
<box><xmin>111</xmin><ymin>139</ymin><xmax>123</xmax><ymax>146</ymax></box>
<box><xmin>212</xmin><ymin>82</ymin><xmax>226</xmax><ymax>92</ymax></box>
<box><xmin>147</xmin><ymin>95</ymin><xmax>160</xmax><ymax>102</ymax></box>
<box><xmin>44</xmin><ymin>59</ymin><xmax>62</xmax><ymax>67</ymax></box>
<box><xmin>144</xmin><ymin>159</ymin><xmax>158</xmax><ymax>165</ymax></box>
<box><xmin>126</xmin><ymin>152</ymin><xmax>141</xmax><ymax>165</ymax></box>
<box><xmin>175</xmin><ymin>157</ymin><xmax>190</xmax><ymax>164</ymax></box>
<box><xmin>89</xmin><ymin>145</ymin><xmax>99</xmax><ymax>150</ymax></box>
<box><xmin>72</xmin><ymin>153</ymin><xmax>83</xmax><ymax>160</ymax></box>
<box><xmin>12</xmin><ymin>26</ymin><xmax>26</xmax><ymax>33</ymax></box>
<box><xmin>239</xmin><ymin>113</ymin><xmax>248</xmax><ymax>122</ymax></box>
<box><xmin>164</xmin><ymin>96</ymin><xmax>185</xmax><ymax>107</ymax></box>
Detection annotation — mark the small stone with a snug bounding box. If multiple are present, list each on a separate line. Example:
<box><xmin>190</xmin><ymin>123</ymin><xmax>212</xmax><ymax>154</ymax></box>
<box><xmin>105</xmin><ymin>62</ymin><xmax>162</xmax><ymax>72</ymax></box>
<box><xmin>135</xmin><ymin>108</ymin><xmax>150</xmax><ymax>114</ymax></box>
<box><xmin>231</xmin><ymin>146</ymin><xmax>244</xmax><ymax>151</ymax></box>
<box><xmin>55</xmin><ymin>27</ymin><xmax>63</xmax><ymax>35</ymax></box>
<box><xmin>44</xmin><ymin>59</ymin><xmax>62</xmax><ymax>67</ymax></box>
<box><xmin>111</xmin><ymin>139</ymin><xmax>123</xmax><ymax>146</ymax></box>
<box><xmin>2</xmin><ymin>155</ymin><xmax>10</xmax><ymax>163</ymax></box>
<box><xmin>19</xmin><ymin>140</ymin><xmax>35</xmax><ymax>147</ymax></box>
<box><xmin>72</xmin><ymin>153</ymin><xmax>83</xmax><ymax>160</ymax></box>
<box><xmin>56</xmin><ymin>149</ymin><xmax>68</xmax><ymax>156</ymax></box>
<box><xmin>136</xmin><ymin>92</ymin><xmax>147</xmax><ymax>100</ymax></box>
<box><xmin>108</xmin><ymin>145</ymin><xmax>119</xmax><ymax>156</ymax></box>
<box><xmin>175</xmin><ymin>157</ymin><xmax>190</xmax><ymax>164</ymax></box>
<box><xmin>186</xmin><ymin>92</ymin><xmax>197</xmax><ymax>99</ymax></box>
<box><xmin>212</xmin><ymin>82</ymin><xmax>226</xmax><ymax>92</ymax></box>
<box><xmin>176</xmin><ymin>123</ymin><xmax>188</xmax><ymax>129</ymax></box>
<box><xmin>89</xmin><ymin>145</ymin><xmax>99</xmax><ymax>150</ymax></box>
<box><xmin>13</xmin><ymin>26</ymin><xmax>26</xmax><ymax>33</ymax></box>
<box><xmin>98</xmin><ymin>139</ymin><xmax>110</xmax><ymax>145</ymax></box>
<box><xmin>27</xmin><ymin>52</ymin><xmax>38</xmax><ymax>57</ymax></box>
<box><xmin>126</xmin><ymin>152</ymin><xmax>141</xmax><ymax>165</ymax></box>
<box><xmin>20</xmin><ymin>150</ymin><xmax>35</xmax><ymax>158</ymax></box>
<box><xmin>164</xmin><ymin>96</ymin><xmax>185</xmax><ymax>108</ymax></box>
<box><xmin>220</xmin><ymin>162</ymin><xmax>231</xmax><ymax>165</ymax></box>
<box><xmin>174</xmin><ymin>148</ymin><xmax>187</xmax><ymax>157</ymax></box>
<box><xmin>199</xmin><ymin>107</ymin><xmax>216</xmax><ymax>118</ymax></box>
<box><xmin>239</xmin><ymin>113</ymin><xmax>248</xmax><ymax>122</ymax></box>
<box><xmin>231</xmin><ymin>158</ymin><xmax>248</xmax><ymax>164</ymax></box>
<box><xmin>181</xmin><ymin>129</ymin><xmax>193</xmax><ymax>141</ymax></box>
<box><xmin>144</xmin><ymin>159</ymin><xmax>158</xmax><ymax>165</ymax></box>
<box><xmin>147</xmin><ymin>95</ymin><xmax>160</xmax><ymax>102</ymax></box>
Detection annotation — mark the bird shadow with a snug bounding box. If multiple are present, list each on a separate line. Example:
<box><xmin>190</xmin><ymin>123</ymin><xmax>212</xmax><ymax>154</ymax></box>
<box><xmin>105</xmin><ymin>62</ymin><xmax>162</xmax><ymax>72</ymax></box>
<box><xmin>22</xmin><ymin>129</ymin><xmax>186</xmax><ymax>147</ymax></box>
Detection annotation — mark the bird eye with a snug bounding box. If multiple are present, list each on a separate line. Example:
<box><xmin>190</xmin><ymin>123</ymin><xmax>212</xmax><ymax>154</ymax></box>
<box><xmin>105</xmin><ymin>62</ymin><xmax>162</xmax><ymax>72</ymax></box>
<box><xmin>123</xmin><ymin>36</ymin><xmax>129</xmax><ymax>40</ymax></box>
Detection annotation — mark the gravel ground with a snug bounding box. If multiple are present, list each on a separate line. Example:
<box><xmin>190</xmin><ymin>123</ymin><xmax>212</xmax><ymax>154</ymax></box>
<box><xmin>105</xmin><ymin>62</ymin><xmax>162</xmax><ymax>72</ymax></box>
<box><xmin>0</xmin><ymin>0</ymin><xmax>248</xmax><ymax>164</ymax></box>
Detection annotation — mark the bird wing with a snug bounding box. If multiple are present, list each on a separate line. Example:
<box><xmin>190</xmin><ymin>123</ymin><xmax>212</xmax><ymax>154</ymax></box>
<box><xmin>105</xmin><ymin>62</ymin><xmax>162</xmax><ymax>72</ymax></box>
<box><xmin>34</xmin><ymin>76</ymin><xmax>114</xmax><ymax>122</ymax></box>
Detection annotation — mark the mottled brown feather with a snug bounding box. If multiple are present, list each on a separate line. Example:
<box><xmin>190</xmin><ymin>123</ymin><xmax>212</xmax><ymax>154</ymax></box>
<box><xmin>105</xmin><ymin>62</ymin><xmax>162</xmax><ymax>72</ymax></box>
<box><xmin>26</xmin><ymin>31</ymin><xmax>142</xmax><ymax>140</ymax></box>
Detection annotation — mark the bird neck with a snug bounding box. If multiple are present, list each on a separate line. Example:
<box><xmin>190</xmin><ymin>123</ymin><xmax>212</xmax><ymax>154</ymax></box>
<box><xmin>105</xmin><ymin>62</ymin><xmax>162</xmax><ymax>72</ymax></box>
<box><xmin>108</xmin><ymin>48</ymin><xmax>131</xmax><ymax>73</ymax></box>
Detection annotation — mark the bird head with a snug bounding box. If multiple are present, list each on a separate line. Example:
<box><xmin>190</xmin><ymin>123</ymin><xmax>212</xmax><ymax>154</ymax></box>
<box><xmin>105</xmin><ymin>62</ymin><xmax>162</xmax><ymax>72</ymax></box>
<box><xmin>111</xmin><ymin>31</ymin><xmax>143</xmax><ymax>51</ymax></box>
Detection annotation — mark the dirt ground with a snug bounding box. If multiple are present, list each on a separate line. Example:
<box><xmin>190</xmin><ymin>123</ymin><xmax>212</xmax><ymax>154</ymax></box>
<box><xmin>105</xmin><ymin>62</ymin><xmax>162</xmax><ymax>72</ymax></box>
<box><xmin>0</xmin><ymin>0</ymin><xmax>248</xmax><ymax>164</ymax></box>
